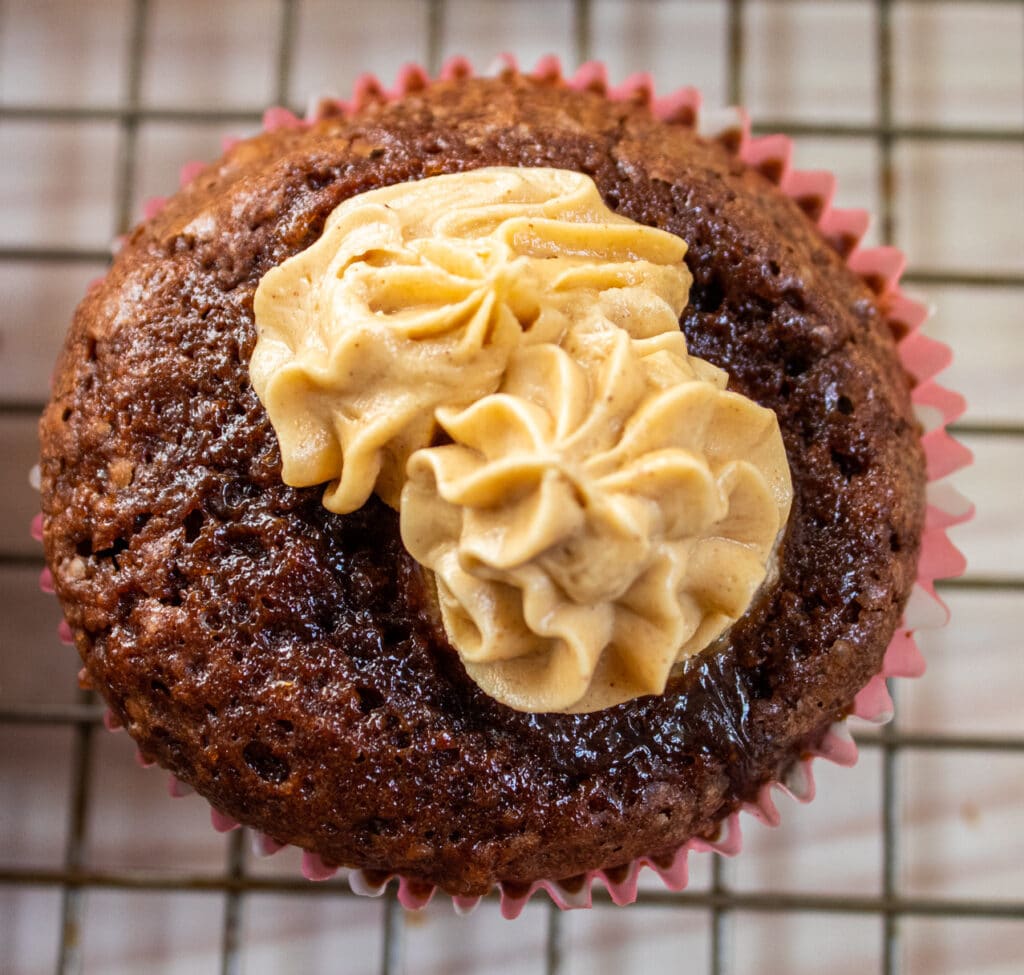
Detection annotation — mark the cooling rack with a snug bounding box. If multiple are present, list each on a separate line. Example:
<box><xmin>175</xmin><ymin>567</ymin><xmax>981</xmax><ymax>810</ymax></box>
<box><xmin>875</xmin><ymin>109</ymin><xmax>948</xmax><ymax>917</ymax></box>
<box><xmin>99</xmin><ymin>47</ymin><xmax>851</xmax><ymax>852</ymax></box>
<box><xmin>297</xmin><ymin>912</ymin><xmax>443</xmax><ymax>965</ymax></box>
<box><xmin>1</xmin><ymin>1</ymin><xmax>1022</xmax><ymax>973</ymax></box>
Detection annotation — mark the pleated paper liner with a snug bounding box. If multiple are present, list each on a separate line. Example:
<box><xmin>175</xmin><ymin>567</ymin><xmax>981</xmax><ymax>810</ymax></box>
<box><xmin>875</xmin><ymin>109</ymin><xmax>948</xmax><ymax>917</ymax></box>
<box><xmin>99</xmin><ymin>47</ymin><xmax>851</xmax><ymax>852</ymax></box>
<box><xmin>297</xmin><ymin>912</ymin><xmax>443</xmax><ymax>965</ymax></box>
<box><xmin>34</xmin><ymin>53</ymin><xmax>973</xmax><ymax>919</ymax></box>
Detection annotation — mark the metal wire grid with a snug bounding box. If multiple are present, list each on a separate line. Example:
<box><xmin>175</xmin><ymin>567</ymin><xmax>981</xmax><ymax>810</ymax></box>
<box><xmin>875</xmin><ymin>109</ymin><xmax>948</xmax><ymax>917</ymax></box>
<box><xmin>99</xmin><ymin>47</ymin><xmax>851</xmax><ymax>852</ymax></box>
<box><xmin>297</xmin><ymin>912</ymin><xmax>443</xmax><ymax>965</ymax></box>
<box><xmin>0</xmin><ymin>1</ymin><xmax>1021</xmax><ymax>973</ymax></box>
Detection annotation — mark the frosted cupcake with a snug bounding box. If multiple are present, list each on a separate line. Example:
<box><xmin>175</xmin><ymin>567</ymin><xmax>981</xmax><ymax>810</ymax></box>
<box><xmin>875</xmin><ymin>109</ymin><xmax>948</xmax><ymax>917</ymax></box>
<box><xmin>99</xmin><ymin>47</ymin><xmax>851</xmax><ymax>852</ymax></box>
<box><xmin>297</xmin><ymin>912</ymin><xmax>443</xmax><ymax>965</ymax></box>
<box><xmin>38</xmin><ymin>58</ymin><xmax>969</xmax><ymax>912</ymax></box>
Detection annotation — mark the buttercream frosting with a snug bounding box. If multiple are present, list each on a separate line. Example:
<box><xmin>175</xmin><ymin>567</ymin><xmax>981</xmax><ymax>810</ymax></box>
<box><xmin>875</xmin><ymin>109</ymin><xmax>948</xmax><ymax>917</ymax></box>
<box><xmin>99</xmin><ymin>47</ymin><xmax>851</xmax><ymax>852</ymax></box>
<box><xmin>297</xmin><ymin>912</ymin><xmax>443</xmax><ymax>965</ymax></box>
<box><xmin>251</xmin><ymin>166</ymin><xmax>687</xmax><ymax>511</ymax></box>
<box><xmin>402</xmin><ymin>328</ymin><xmax>792</xmax><ymax>712</ymax></box>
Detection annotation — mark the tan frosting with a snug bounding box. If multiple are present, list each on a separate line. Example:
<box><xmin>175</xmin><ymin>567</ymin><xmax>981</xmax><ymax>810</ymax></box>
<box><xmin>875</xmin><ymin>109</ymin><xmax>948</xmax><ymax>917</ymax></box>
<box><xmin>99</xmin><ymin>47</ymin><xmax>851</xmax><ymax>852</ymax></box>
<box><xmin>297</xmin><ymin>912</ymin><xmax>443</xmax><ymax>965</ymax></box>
<box><xmin>251</xmin><ymin>167</ymin><xmax>689</xmax><ymax>512</ymax></box>
<box><xmin>402</xmin><ymin>328</ymin><xmax>792</xmax><ymax>712</ymax></box>
<box><xmin>252</xmin><ymin>166</ymin><xmax>793</xmax><ymax>713</ymax></box>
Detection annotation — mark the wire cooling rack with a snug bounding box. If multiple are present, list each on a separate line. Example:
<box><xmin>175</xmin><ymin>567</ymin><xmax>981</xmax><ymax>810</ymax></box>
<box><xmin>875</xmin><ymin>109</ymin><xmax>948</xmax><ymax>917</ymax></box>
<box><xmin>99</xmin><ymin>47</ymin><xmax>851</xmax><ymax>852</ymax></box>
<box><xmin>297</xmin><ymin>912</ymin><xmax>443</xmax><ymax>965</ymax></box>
<box><xmin>1</xmin><ymin>1</ymin><xmax>1022</xmax><ymax>973</ymax></box>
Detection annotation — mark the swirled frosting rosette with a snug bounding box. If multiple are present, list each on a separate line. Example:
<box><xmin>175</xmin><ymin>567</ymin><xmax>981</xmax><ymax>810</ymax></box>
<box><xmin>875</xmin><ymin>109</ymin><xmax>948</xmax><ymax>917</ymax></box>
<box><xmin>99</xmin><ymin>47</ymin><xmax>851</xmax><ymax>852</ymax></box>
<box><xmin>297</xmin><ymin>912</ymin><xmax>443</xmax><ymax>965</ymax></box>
<box><xmin>250</xmin><ymin>167</ymin><xmax>689</xmax><ymax>511</ymax></box>
<box><xmin>401</xmin><ymin>327</ymin><xmax>792</xmax><ymax>712</ymax></box>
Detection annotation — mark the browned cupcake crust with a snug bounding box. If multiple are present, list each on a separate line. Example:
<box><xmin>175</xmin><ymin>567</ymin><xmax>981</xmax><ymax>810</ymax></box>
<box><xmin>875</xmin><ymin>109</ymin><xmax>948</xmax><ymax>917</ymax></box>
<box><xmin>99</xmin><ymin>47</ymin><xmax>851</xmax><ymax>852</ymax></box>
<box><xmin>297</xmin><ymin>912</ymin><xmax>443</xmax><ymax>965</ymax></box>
<box><xmin>40</xmin><ymin>75</ymin><xmax>925</xmax><ymax>896</ymax></box>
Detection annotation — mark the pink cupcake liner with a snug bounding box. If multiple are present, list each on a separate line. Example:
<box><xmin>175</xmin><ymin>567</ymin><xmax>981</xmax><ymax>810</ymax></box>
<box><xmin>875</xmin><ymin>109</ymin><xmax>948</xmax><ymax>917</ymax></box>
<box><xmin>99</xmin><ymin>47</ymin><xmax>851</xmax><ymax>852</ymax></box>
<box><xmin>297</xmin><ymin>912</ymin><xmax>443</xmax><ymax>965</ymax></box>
<box><xmin>36</xmin><ymin>54</ymin><xmax>974</xmax><ymax>918</ymax></box>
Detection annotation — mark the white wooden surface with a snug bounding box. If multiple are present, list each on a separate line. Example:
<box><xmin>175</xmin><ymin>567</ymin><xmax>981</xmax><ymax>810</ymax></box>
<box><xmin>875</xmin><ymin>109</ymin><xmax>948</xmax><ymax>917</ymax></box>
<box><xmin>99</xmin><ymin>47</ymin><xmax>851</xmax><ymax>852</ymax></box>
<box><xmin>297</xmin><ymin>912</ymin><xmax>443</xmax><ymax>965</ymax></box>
<box><xmin>1</xmin><ymin>1</ymin><xmax>1022</xmax><ymax>973</ymax></box>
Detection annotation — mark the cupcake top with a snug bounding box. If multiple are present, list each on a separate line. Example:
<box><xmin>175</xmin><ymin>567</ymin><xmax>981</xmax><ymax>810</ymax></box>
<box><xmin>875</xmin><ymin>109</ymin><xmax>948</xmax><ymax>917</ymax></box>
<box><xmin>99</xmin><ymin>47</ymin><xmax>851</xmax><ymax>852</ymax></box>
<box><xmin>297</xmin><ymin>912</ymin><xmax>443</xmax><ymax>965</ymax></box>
<box><xmin>39</xmin><ymin>72</ymin><xmax>925</xmax><ymax>897</ymax></box>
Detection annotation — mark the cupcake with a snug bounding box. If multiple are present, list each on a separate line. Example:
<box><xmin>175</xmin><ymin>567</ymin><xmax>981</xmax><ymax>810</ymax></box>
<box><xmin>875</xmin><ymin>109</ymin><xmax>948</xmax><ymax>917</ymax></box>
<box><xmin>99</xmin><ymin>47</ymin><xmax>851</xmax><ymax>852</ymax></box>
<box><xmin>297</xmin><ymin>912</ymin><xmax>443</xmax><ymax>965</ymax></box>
<box><xmin>37</xmin><ymin>58</ymin><xmax>968</xmax><ymax>912</ymax></box>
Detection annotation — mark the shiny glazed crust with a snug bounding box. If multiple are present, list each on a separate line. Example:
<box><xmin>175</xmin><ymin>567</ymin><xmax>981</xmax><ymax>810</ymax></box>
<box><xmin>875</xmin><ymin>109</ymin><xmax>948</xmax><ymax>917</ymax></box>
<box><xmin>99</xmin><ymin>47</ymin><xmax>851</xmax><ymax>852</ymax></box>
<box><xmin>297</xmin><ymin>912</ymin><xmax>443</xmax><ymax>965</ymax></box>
<box><xmin>40</xmin><ymin>76</ymin><xmax>925</xmax><ymax>896</ymax></box>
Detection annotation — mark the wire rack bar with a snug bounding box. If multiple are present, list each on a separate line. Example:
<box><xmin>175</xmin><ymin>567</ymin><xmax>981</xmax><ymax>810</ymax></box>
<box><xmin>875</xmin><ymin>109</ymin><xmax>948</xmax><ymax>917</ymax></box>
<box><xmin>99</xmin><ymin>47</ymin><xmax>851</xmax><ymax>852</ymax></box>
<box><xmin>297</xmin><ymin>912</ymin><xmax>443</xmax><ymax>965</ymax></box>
<box><xmin>0</xmin><ymin>247</ymin><xmax>112</xmax><ymax>263</ymax></box>
<box><xmin>5</xmin><ymin>102</ymin><xmax>1023</xmax><ymax>148</ymax></box>
<box><xmin>112</xmin><ymin>0</ymin><xmax>150</xmax><ymax>238</ymax></box>
<box><xmin>726</xmin><ymin>0</ymin><xmax>744</xmax><ymax>107</ymax></box>
<box><xmin>0</xmin><ymin>553</ymin><xmax>48</xmax><ymax>568</ymax></box>
<box><xmin>937</xmin><ymin>577</ymin><xmax>1024</xmax><ymax>592</ymax></box>
<box><xmin>427</xmin><ymin>0</ymin><xmax>445</xmax><ymax>76</ymax></box>
<box><xmin>220</xmin><ymin>830</ymin><xmax>246</xmax><ymax>975</ymax></box>
<box><xmin>951</xmin><ymin>422</ymin><xmax>1024</xmax><ymax>436</ymax></box>
<box><xmin>273</xmin><ymin>0</ymin><xmax>298</xmax><ymax>107</ymax></box>
<box><xmin>901</xmin><ymin>270</ymin><xmax>1024</xmax><ymax>288</ymax></box>
<box><xmin>4</xmin><ymin>866</ymin><xmax>1023</xmax><ymax>920</ymax></box>
<box><xmin>0</xmin><ymin>105</ymin><xmax>262</xmax><ymax>123</ymax></box>
<box><xmin>573</xmin><ymin>0</ymin><xmax>591</xmax><ymax>67</ymax></box>
<box><xmin>544</xmin><ymin>904</ymin><xmax>566</xmax><ymax>975</ymax></box>
<box><xmin>53</xmin><ymin>698</ymin><xmax>94</xmax><ymax>975</ymax></box>
<box><xmin>380</xmin><ymin>894</ymin><xmax>406</xmax><ymax>975</ymax></box>
<box><xmin>710</xmin><ymin>855</ymin><xmax>728</xmax><ymax>975</ymax></box>
<box><xmin>876</xmin><ymin>6</ymin><xmax>903</xmax><ymax>969</ymax></box>
<box><xmin>750</xmin><ymin>121</ymin><xmax>1024</xmax><ymax>143</ymax></box>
